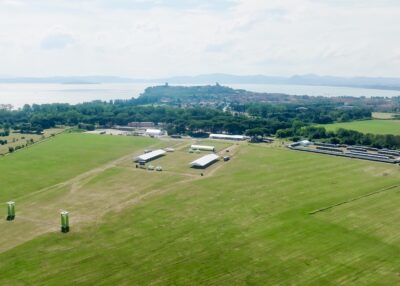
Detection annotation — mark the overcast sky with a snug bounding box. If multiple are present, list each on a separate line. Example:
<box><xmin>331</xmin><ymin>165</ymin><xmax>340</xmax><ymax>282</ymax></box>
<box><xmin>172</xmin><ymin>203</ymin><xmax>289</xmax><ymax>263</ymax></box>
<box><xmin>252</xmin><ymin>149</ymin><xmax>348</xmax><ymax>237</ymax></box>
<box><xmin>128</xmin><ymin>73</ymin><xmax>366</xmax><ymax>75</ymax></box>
<box><xmin>0</xmin><ymin>0</ymin><xmax>399</xmax><ymax>78</ymax></box>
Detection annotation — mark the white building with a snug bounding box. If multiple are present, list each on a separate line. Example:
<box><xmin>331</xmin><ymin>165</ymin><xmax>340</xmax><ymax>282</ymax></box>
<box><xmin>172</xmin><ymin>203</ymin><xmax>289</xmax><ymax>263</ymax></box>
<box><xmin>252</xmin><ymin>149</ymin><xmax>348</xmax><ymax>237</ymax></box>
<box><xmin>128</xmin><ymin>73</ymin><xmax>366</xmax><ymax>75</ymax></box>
<box><xmin>190</xmin><ymin>154</ymin><xmax>220</xmax><ymax>168</ymax></box>
<box><xmin>299</xmin><ymin>140</ymin><xmax>313</xmax><ymax>147</ymax></box>
<box><xmin>145</xmin><ymin>128</ymin><xmax>164</xmax><ymax>137</ymax></box>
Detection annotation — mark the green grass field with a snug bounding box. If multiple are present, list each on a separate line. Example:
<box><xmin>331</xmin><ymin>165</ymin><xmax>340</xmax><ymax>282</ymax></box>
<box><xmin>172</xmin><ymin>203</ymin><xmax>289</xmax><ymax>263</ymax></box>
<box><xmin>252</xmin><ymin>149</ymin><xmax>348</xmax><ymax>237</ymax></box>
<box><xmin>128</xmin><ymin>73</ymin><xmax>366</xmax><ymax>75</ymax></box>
<box><xmin>0</xmin><ymin>133</ymin><xmax>156</xmax><ymax>202</ymax></box>
<box><xmin>322</xmin><ymin>119</ymin><xmax>400</xmax><ymax>135</ymax></box>
<box><xmin>1</xmin><ymin>135</ymin><xmax>400</xmax><ymax>285</ymax></box>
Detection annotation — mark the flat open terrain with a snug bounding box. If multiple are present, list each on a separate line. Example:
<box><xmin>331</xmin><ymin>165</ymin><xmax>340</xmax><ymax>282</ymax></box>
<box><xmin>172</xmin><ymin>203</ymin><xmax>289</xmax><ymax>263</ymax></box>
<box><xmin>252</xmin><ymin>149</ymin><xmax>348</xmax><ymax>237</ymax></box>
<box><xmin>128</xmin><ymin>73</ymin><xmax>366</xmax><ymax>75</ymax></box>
<box><xmin>1</xmin><ymin>135</ymin><xmax>400</xmax><ymax>285</ymax></box>
<box><xmin>0</xmin><ymin>133</ymin><xmax>156</xmax><ymax>202</ymax></box>
<box><xmin>322</xmin><ymin>119</ymin><xmax>400</xmax><ymax>135</ymax></box>
<box><xmin>372</xmin><ymin>112</ymin><xmax>400</xmax><ymax>119</ymax></box>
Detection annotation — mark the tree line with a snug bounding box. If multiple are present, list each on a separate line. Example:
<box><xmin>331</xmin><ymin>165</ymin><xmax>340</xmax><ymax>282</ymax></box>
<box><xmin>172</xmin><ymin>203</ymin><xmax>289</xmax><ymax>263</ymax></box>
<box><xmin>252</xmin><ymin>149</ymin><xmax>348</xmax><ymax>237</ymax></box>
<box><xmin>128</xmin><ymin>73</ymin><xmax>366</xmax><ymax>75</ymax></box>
<box><xmin>0</xmin><ymin>99</ymin><xmax>371</xmax><ymax>137</ymax></box>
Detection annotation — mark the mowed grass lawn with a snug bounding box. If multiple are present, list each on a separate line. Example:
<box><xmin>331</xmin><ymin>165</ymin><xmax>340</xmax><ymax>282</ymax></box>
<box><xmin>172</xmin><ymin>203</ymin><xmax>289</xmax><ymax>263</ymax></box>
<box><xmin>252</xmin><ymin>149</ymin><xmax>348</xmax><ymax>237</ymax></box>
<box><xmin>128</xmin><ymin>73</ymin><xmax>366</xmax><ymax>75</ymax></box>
<box><xmin>0</xmin><ymin>133</ymin><xmax>155</xmax><ymax>202</ymax></box>
<box><xmin>321</xmin><ymin>119</ymin><xmax>400</xmax><ymax>135</ymax></box>
<box><xmin>1</xmin><ymin>141</ymin><xmax>400</xmax><ymax>285</ymax></box>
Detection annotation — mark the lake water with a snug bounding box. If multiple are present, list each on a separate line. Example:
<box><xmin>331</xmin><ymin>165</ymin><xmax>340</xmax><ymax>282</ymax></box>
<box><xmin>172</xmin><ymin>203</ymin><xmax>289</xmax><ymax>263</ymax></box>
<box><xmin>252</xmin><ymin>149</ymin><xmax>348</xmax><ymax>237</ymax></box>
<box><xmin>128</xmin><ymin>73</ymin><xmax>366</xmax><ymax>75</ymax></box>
<box><xmin>0</xmin><ymin>83</ymin><xmax>399</xmax><ymax>108</ymax></box>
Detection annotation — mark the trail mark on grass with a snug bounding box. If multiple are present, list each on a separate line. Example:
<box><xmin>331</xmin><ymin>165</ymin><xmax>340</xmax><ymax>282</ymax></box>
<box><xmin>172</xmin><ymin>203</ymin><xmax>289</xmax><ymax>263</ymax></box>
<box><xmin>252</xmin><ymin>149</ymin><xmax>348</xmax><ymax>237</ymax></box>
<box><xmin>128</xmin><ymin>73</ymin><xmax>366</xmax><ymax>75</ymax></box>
<box><xmin>309</xmin><ymin>184</ymin><xmax>400</xmax><ymax>215</ymax></box>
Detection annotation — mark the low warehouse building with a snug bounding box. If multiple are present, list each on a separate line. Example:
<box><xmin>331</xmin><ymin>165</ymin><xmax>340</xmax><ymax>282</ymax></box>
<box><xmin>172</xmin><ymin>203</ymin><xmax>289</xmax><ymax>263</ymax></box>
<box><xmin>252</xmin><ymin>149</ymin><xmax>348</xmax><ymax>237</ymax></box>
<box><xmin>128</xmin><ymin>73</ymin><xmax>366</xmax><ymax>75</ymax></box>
<box><xmin>190</xmin><ymin>154</ymin><xmax>220</xmax><ymax>168</ymax></box>
<box><xmin>210</xmin><ymin>134</ymin><xmax>248</xmax><ymax>141</ymax></box>
<box><xmin>190</xmin><ymin>144</ymin><xmax>215</xmax><ymax>152</ymax></box>
<box><xmin>135</xmin><ymin>149</ymin><xmax>166</xmax><ymax>163</ymax></box>
<box><xmin>145</xmin><ymin>128</ymin><xmax>164</xmax><ymax>137</ymax></box>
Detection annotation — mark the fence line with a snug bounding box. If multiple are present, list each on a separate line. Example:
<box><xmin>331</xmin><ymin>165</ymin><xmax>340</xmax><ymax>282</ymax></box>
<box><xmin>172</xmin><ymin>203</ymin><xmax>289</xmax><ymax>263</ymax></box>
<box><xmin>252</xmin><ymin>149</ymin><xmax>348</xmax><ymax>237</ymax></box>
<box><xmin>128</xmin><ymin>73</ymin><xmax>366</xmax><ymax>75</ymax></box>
<box><xmin>309</xmin><ymin>184</ymin><xmax>400</xmax><ymax>215</ymax></box>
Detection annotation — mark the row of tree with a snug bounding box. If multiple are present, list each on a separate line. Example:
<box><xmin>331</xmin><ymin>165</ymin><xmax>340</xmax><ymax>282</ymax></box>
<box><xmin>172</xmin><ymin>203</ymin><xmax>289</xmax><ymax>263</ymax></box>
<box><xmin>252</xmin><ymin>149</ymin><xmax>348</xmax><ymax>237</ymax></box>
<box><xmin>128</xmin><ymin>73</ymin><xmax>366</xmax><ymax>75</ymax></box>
<box><xmin>278</xmin><ymin>125</ymin><xmax>400</xmax><ymax>149</ymax></box>
<box><xmin>1</xmin><ymin>103</ymin><xmax>370</xmax><ymax>137</ymax></box>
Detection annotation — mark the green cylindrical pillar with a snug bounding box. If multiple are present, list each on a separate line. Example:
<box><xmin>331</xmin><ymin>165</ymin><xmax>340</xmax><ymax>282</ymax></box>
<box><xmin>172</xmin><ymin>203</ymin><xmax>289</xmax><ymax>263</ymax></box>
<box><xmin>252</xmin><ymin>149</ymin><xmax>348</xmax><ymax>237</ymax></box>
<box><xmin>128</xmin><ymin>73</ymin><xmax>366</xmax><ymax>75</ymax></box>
<box><xmin>6</xmin><ymin>201</ymin><xmax>15</xmax><ymax>221</ymax></box>
<box><xmin>61</xmin><ymin>211</ymin><xmax>70</xmax><ymax>233</ymax></box>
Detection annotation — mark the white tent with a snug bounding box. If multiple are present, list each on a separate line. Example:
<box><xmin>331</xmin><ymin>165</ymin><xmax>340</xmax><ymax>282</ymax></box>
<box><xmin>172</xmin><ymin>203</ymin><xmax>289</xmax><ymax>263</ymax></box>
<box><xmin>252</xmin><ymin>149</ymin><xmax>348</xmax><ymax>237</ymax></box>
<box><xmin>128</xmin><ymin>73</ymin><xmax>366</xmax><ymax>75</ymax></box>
<box><xmin>135</xmin><ymin>149</ymin><xmax>166</xmax><ymax>162</ymax></box>
<box><xmin>190</xmin><ymin>145</ymin><xmax>215</xmax><ymax>152</ymax></box>
<box><xmin>145</xmin><ymin>129</ymin><xmax>163</xmax><ymax>136</ymax></box>
<box><xmin>190</xmin><ymin>154</ymin><xmax>220</xmax><ymax>168</ymax></box>
<box><xmin>210</xmin><ymin>134</ymin><xmax>247</xmax><ymax>141</ymax></box>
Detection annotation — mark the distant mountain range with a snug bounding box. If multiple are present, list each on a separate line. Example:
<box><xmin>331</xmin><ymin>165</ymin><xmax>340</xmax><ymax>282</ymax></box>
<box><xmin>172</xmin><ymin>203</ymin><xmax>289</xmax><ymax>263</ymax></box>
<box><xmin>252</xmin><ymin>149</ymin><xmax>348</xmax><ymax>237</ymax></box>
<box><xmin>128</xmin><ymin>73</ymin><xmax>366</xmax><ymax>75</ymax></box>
<box><xmin>1</xmin><ymin>74</ymin><xmax>400</xmax><ymax>91</ymax></box>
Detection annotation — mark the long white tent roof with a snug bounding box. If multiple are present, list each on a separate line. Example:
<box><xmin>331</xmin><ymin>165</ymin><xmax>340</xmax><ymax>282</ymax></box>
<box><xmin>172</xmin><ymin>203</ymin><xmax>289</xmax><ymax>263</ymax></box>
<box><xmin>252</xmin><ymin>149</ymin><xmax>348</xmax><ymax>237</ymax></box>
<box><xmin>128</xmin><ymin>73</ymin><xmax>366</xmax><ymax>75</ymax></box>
<box><xmin>136</xmin><ymin>149</ymin><xmax>166</xmax><ymax>161</ymax></box>
<box><xmin>190</xmin><ymin>154</ymin><xmax>220</xmax><ymax>167</ymax></box>
<box><xmin>145</xmin><ymin>128</ymin><xmax>162</xmax><ymax>134</ymax></box>
<box><xmin>210</xmin><ymin>134</ymin><xmax>247</xmax><ymax>140</ymax></box>
<box><xmin>191</xmin><ymin>144</ymin><xmax>215</xmax><ymax>151</ymax></box>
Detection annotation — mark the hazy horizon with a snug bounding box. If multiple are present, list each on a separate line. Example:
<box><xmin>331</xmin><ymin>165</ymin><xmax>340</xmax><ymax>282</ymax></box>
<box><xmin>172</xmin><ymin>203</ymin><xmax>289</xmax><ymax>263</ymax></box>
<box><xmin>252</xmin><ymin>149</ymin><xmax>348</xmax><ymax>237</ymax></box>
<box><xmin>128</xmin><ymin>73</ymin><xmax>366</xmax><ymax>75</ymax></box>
<box><xmin>2</xmin><ymin>73</ymin><xmax>400</xmax><ymax>80</ymax></box>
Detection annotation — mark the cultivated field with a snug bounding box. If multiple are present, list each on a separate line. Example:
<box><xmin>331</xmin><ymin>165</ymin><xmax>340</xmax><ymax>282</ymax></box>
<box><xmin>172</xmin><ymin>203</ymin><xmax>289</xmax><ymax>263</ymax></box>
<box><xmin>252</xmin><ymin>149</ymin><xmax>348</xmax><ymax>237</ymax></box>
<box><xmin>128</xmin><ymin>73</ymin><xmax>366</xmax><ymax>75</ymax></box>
<box><xmin>322</xmin><ymin>119</ymin><xmax>400</xmax><ymax>135</ymax></box>
<box><xmin>1</xmin><ymin>134</ymin><xmax>400</xmax><ymax>285</ymax></box>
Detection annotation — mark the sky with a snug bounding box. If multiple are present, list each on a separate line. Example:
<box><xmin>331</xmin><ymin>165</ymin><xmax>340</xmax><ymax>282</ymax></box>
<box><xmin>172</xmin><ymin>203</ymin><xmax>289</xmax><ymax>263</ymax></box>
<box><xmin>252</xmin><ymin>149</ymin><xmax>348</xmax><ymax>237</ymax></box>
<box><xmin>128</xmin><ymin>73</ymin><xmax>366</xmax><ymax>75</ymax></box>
<box><xmin>0</xmin><ymin>0</ymin><xmax>399</xmax><ymax>78</ymax></box>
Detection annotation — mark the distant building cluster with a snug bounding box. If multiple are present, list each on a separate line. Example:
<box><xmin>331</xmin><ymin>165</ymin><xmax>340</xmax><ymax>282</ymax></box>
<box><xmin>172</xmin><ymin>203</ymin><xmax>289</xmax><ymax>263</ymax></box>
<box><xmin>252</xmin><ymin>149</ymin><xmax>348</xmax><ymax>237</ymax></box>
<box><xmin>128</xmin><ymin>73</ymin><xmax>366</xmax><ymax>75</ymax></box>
<box><xmin>113</xmin><ymin>122</ymin><xmax>168</xmax><ymax>137</ymax></box>
<box><xmin>128</xmin><ymin>122</ymin><xmax>167</xmax><ymax>129</ymax></box>
<box><xmin>288</xmin><ymin>141</ymin><xmax>400</xmax><ymax>164</ymax></box>
<box><xmin>87</xmin><ymin>125</ymin><xmax>276</xmax><ymax>143</ymax></box>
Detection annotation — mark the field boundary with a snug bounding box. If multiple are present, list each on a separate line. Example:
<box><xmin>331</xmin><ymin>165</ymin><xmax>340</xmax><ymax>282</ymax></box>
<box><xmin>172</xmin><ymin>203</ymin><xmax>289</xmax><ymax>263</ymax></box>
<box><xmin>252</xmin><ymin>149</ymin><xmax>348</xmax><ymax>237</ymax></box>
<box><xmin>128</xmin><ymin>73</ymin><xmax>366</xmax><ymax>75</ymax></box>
<box><xmin>0</xmin><ymin>127</ymin><xmax>68</xmax><ymax>156</ymax></box>
<box><xmin>309</xmin><ymin>184</ymin><xmax>400</xmax><ymax>215</ymax></box>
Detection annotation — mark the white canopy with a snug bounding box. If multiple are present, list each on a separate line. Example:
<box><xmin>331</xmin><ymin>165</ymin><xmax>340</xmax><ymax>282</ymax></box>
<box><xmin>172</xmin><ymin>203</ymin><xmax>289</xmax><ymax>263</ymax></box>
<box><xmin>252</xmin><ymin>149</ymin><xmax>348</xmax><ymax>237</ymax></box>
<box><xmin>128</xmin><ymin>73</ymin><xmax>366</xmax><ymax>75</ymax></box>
<box><xmin>190</xmin><ymin>154</ymin><xmax>220</xmax><ymax>168</ymax></box>
<box><xmin>210</xmin><ymin>134</ymin><xmax>247</xmax><ymax>140</ymax></box>
<box><xmin>135</xmin><ymin>149</ymin><xmax>166</xmax><ymax>162</ymax></box>
<box><xmin>145</xmin><ymin>129</ymin><xmax>162</xmax><ymax>135</ymax></box>
<box><xmin>191</xmin><ymin>145</ymin><xmax>215</xmax><ymax>151</ymax></box>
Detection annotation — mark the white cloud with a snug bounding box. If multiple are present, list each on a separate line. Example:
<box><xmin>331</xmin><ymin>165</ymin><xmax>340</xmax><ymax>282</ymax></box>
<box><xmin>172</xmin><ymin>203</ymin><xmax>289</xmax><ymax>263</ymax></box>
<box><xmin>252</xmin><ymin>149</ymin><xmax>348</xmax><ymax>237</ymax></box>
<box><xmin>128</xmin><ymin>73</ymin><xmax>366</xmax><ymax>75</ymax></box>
<box><xmin>41</xmin><ymin>31</ymin><xmax>76</xmax><ymax>50</ymax></box>
<box><xmin>0</xmin><ymin>0</ymin><xmax>399</xmax><ymax>77</ymax></box>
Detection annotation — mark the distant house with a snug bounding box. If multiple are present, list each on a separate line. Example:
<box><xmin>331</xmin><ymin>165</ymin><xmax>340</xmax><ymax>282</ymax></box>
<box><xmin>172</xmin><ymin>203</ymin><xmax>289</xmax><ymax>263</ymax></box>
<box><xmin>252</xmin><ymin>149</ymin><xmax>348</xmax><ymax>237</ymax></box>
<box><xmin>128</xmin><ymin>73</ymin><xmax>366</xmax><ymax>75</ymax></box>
<box><xmin>128</xmin><ymin>122</ymin><xmax>155</xmax><ymax>128</ymax></box>
<box><xmin>128</xmin><ymin>122</ymin><xmax>167</xmax><ymax>129</ymax></box>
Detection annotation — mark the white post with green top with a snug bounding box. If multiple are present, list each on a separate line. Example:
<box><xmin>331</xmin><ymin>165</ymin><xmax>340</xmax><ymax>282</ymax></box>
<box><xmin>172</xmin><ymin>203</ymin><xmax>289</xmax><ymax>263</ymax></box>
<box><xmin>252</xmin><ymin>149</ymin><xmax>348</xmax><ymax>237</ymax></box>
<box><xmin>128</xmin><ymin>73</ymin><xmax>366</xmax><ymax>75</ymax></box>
<box><xmin>6</xmin><ymin>201</ymin><xmax>15</xmax><ymax>221</ymax></box>
<box><xmin>61</xmin><ymin>211</ymin><xmax>70</xmax><ymax>233</ymax></box>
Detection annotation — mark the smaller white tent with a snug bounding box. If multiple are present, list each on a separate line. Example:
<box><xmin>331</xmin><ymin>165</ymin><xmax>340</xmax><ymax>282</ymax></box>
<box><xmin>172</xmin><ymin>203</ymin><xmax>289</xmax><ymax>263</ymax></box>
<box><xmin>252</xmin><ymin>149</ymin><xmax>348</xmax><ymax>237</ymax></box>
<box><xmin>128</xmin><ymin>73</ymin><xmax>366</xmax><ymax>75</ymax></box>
<box><xmin>190</xmin><ymin>154</ymin><xmax>220</xmax><ymax>168</ymax></box>
<box><xmin>135</xmin><ymin>149</ymin><xmax>166</xmax><ymax>162</ymax></box>
<box><xmin>145</xmin><ymin>129</ymin><xmax>163</xmax><ymax>136</ymax></box>
<box><xmin>190</xmin><ymin>145</ymin><xmax>215</xmax><ymax>152</ymax></box>
<box><xmin>210</xmin><ymin>134</ymin><xmax>247</xmax><ymax>141</ymax></box>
